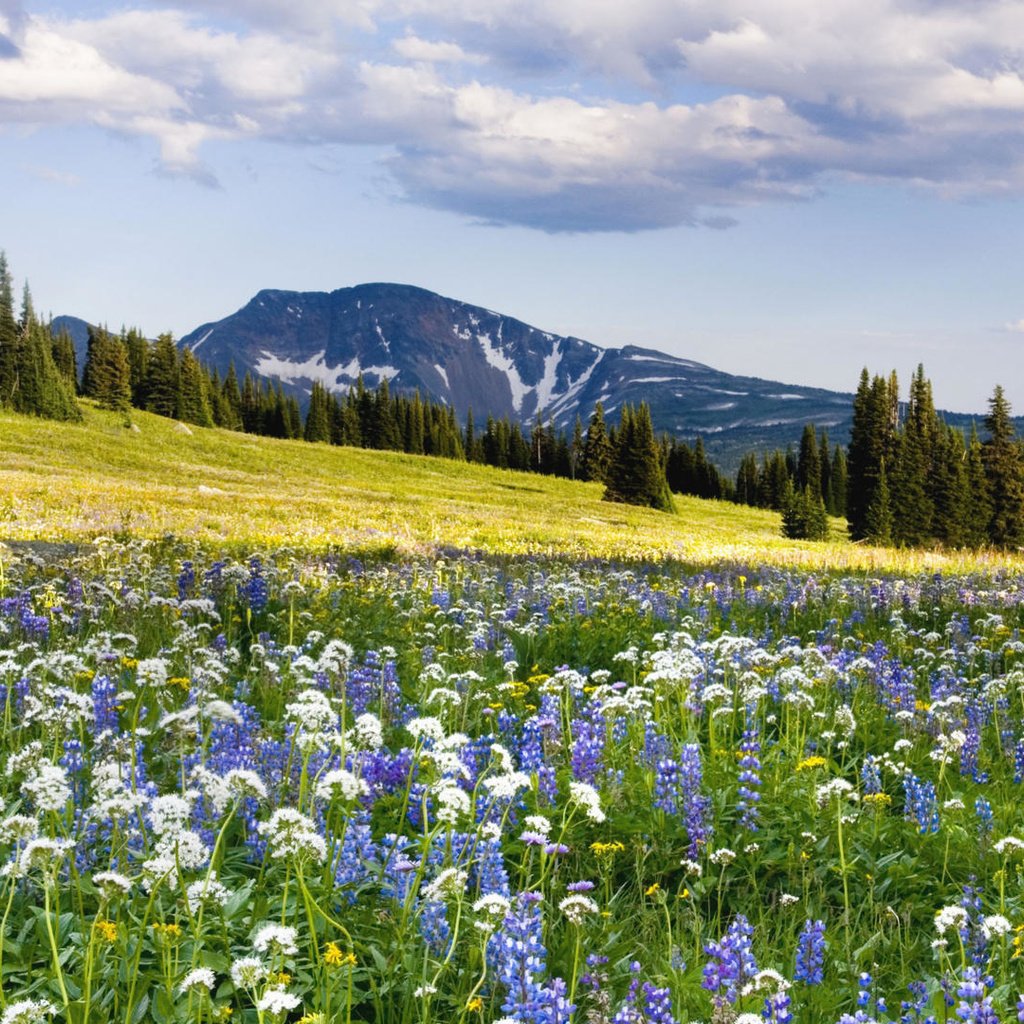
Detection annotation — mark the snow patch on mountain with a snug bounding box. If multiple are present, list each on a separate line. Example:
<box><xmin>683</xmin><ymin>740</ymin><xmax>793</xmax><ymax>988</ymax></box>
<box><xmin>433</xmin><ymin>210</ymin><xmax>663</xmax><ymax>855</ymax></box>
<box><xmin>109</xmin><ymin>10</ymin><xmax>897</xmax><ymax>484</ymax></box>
<box><xmin>254</xmin><ymin>350</ymin><xmax>397</xmax><ymax>391</ymax></box>
<box><xmin>190</xmin><ymin>329</ymin><xmax>214</xmax><ymax>352</ymax></box>
<box><xmin>478</xmin><ymin>332</ymin><xmax>528</xmax><ymax>412</ymax></box>
<box><xmin>434</xmin><ymin>363</ymin><xmax>449</xmax><ymax>389</ymax></box>
<box><xmin>533</xmin><ymin>345</ymin><xmax>563</xmax><ymax>412</ymax></box>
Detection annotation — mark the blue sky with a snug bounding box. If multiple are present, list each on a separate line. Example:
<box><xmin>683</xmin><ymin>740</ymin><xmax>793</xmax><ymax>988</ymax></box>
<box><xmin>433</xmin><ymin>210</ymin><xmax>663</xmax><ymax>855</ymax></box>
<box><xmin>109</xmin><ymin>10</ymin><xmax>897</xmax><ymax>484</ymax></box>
<box><xmin>3</xmin><ymin>0</ymin><xmax>1024</xmax><ymax>414</ymax></box>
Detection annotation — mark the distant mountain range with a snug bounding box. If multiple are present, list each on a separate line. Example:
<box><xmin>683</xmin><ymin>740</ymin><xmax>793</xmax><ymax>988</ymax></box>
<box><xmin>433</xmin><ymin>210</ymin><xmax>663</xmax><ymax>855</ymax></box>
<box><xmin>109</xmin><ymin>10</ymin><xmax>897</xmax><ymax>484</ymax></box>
<box><xmin>54</xmin><ymin>285</ymin><xmax>995</xmax><ymax>471</ymax></box>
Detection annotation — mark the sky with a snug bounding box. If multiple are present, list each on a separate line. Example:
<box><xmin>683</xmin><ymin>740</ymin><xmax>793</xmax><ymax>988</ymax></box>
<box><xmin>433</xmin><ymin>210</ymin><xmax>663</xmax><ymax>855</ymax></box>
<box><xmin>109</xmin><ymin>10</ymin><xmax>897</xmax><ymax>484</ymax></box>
<box><xmin>4</xmin><ymin>0</ymin><xmax>1024</xmax><ymax>414</ymax></box>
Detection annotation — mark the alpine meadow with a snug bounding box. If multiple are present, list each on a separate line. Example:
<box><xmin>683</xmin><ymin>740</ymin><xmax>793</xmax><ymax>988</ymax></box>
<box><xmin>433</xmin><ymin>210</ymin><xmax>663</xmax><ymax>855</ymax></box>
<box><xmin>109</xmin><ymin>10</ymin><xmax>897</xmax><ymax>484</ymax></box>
<box><xmin>7</xmin><ymin>2</ymin><xmax>1024</xmax><ymax>1023</ymax></box>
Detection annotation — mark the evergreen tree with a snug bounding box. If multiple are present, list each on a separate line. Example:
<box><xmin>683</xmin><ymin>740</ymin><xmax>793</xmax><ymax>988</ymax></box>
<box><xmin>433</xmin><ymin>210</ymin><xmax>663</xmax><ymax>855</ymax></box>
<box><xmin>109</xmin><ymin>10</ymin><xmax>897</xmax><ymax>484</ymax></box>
<box><xmin>734</xmin><ymin>452</ymin><xmax>760</xmax><ymax>506</ymax></box>
<box><xmin>571</xmin><ymin>415</ymin><xmax>585</xmax><ymax>480</ymax></box>
<box><xmin>51</xmin><ymin>328</ymin><xmax>78</xmax><ymax>392</ymax></box>
<box><xmin>219</xmin><ymin>364</ymin><xmax>243</xmax><ymax>431</ymax></box>
<box><xmin>930</xmin><ymin>424</ymin><xmax>969</xmax><ymax>548</ymax></box>
<box><xmin>965</xmin><ymin>424</ymin><xmax>992</xmax><ymax>548</ymax></box>
<box><xmin>982</xmin><ymin>385</ymin><xmax>1024</xmax><ymax>547</ymax></box>
<box><xmin>797</xmin><ymin>423</ymin><xmax>822</xmax><ymax>497</ymax></box>
<box><xmin>176</xmin><ymin>347</ymin><xmax>213</xmax><ymax>427</ymax></box>
<box><xmin>829</xmin><ymin>445</ymin><xmax>848</xmax><ymax>517</ymax></box>
<box><xmin>0</xmin><ymin>253</ymin><xmax>17</xmax><ymax>404</ymax></box>
<box><xmin>82</xmin><ymin>325</ymin><xmax>131</xmax><ymax>411</ymax></box>
<box><xmin>145</xmin><ymin>334</ymin><xmax>180</xmax><ymax>418</ymax></box>
<box><xmin>603</xmin><ymin>403</ymin><xmax>674</xmax><ymax>512</ymax></box>
<box><xmin>582</xmin><ymin>402</ymin><xmax>613</xmax><ymax>483</ymax></box>
<box><xmin>304</xmin><ymin>381</ymin><xmax>332</xmax><ymax>443</ymax></box>
<box><xmin>125</xmin><ymin>328</ymin><xmax>149</xmax><ymax>407</ymax></box>
<box><xmin>865</xmin><ymin>457</ymin><xmax>893</xmax><ymax>545</ymax></box>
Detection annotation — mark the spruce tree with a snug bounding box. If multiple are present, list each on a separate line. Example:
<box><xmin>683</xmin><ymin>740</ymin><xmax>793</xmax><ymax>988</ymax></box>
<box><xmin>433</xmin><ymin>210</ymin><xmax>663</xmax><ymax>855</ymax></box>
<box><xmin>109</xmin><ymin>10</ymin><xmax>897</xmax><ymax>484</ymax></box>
<box><xmin>51</xmin><ymin>328</ymin><xmax>78</xmax><ymax>392</ymax></box>
<box><xmin>304</xmin><ymin>381</ymin><xmax>332</xmax><ymax>443</ymax></box>
<box><xmin>982</xmin><ymin>385</ymin><xmax>1024</xmax><ymax>547</ymax></box>
<box><xmin>797</xmin><ymin>423</ymin><xmax>822</xmax><ymax>497</ymax></box>
<box><xmin>82</xmin><ymin>326</ymin><xmax>131</xmax><ymax>411</ymax></box>
<box><xmin>219</xmin><ymin>364</ymin><xmax>243</xmax><ymax>431</ymax></box>
<box><xmin>0</xmin><ymin>253</ymin><xmax>17</xmax><ymax>404</ymax></box>
<box><xmin>582</xmin><ymin>402</ymin><xmax>613</xmax><ymax>483</ymax></box>
<box><xmin>865</xmin><ymin>457</ymin><xmax>893</xmax><ymax>545</ymax></box>
<box><xmin>144</xmin><ymin>334</ymin><xmax>180</xmax><ymax>418</ymax></box>
<box><xmin>603</xmin><ymin>403</ymin><xmax>674</xmax><ymax>512</ymax></box>
<box><xmin>176</xmin><ymin>347</ymin><xmax>213</xmax><ymax>427</ymax></box>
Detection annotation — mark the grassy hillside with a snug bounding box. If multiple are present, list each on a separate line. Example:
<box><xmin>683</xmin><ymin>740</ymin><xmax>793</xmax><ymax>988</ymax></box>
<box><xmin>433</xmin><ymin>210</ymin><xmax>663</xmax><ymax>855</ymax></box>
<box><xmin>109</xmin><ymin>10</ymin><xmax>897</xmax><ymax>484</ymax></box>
<box><xmin>0</xmin><ymin>403</ymin><xmax>1014</xmax><ymax>569</ymax></box>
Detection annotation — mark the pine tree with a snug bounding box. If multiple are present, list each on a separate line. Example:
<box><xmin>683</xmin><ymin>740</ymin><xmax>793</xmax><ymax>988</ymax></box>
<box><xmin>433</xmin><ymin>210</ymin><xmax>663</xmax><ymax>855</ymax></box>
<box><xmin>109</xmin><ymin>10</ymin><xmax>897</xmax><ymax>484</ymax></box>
<box><xmin>603</xmin><ymin>403</ymin><xmax>674</xmax><ymax>512</ymax></box>
<box><xmin>964</xmin><ymin>424</ymin><xmax>992</xmax><ymax>548</ymax></box>
<box><xmin>829</xmin><ymin>445</ymin><xmax>848</xmax><ymax>517</ymax></box>
<box><xmin>51</xmin><ymin>327</ymin><xmax>78</xmax><ymax>392</ymax></box>
<box><xmin>145</xmin><ymin>334</ymin><xmax>180</xmax><ymax>418</ymax></box>
<box><xmin>176</xmin><ymin>347</ymin><xmax>213</xmax><ymax>427</ymax></box>
<box><xmin>571</xmin><ymin>415</ymin><xmax>585</xmax><ymax>480</ymax></box>
<box><xmin>582</xmin><ymin>402</ymin><xmax>613</xmax><ymax>484</ymax></box>
<box><xmin>219</xmin><ymin>364</ymin><xmax>243</xmax><ymax>431</ymax></box>
<box><xmin>82</xmin><ymin>326</ymin><xmax>131</xmax><ymax>411</ymax></box>
<box><xmin>930</xmin><ymin>424</ymin><xmax>968</xmax><ymax>548</ymax></box>
<box><xmin>982</xmin><ymin>385</ymin><xmax>1024</xmax><ymax>547</ymax></box>
<box><xmin>0</xmin><ymin>253</ymin><xmax>17</xmax><ymax>404</ymax></box>
<box><xmin>797</xmin><ymin>423</ymin><xmax>822</xmax><ymax>497</ymax></box>
<box><xmin>734</xmin><ymin>452</ymin><xmax>759</xmax><ymax>506</ymax></box>
<box><xmin>125</xmin><ymin>328</ymin><xmax>149</xmax><ymax>407</ymax></box>
<box><xmin>865</xmin><ymin>457</ymin><xmax>893</xmax><ymax>545</ymax></box>
<box><xmin>304</xmin><ymin>381</ymin><xmax>332</xmax><ymax>443</ymax></box>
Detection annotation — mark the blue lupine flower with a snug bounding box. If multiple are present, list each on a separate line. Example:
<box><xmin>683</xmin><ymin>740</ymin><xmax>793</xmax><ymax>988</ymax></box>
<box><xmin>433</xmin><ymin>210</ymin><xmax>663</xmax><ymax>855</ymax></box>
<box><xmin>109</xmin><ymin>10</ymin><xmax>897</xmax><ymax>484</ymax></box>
<box><xmin>703</xmin><ymin>914</ymin><xmax>758</xmax><ymax>1006</ymax></box>
<box><xmin>795</xmin><ymin>919</ymin><xmax>826</xmax><ymax>985</ymax></box>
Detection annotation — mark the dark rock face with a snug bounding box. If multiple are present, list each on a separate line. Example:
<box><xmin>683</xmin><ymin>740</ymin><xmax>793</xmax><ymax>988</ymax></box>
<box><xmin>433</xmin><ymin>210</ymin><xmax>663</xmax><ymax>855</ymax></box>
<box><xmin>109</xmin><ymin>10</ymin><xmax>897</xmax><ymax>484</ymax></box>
<box><xmin>176</xmin><ymin>282</ymin><xmax>862</xmax><ymax>468</ymax></box>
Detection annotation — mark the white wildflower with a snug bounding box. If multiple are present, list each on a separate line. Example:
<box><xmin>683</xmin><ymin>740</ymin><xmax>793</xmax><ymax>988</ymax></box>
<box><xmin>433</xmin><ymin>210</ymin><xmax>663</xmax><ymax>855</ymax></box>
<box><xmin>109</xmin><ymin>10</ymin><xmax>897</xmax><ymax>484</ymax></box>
<box><xmin>413</xmin><ymin>985</ymin><xmax>437</xmax><ymax>998</ymax></box>
<box><xmin>422</xmin><ymin>867</ymin><xmax>468</xmax><ymax>901</ymax></box>
<box><xmin>185</xmin><ymin>873</ymin><xmax>230</xmax><ymax>912</ymax></box>
<box><xmin>348</xmin><ymin>713</ymin><xmax>383</xmax><ymax>751</ymax></box>
<box><xmin>994</xmin><ymin>836</ymin><xmax>1024</xmax><ymax>855</ymax></box>
<box><xmin>136</xmin><ymin>658</ymin><xmax>169</xmax><ymax>687</ymax></box>
<box><xmin>253</xmin><ymin>923</ymin><xmax>299</xmax><ymax>955</ymax></box>
<box><xmin>559</xmin><ymin>894</ymin><xmax>599</xmax><ymax>925</ymax></box>
<box><xmin>149</xmin><ymin>794</ymin><xmax>193</xmax><ymax>836</ymax></box>
<box><xmin>435</xmin><ymin>784</ymin><xmax>470</xmax><ymax>825</ymax></box>
<box><xmin>179</xmin><ymin>967</ymin><xmax>216</xmax><ymax>993</ymax></box>
<box><xmin>315</xmin><ymin>769</ymin><xmax>368</xmax><ymax>803</ymax></box>
<box><xmin>524</xmin><ymin>816</ymin><xmax>551</xmax><ymax>837</ymax></box>
<box><xmin>0</xmin><ymin>815</ymin><xmax>39</xmax><ymax>844</ymax></box>
<box><xmin>93</xmin><ymin>870</ymin><xmax>132</xmax><ymax>897</ymax></box>
<box><xmin>407</xmin><ymin>717</ymin><xmax>445</xmax><ymax>743</ymax></box>
<box><xmin>255</xmin><ymin>990</ymin><xmax>301</xmax><ymax>1014</ymax></box>
<box><xmin>780</xmin><ymin>893</ymin><xmax>799</xmax><ymax>906</ymax></box>
<box><xmin>257</xmin><ymin>808</ymin><xmax>327</xmax><ymax>863</ymax></box>
<box><xmin>816</xmin><ymin>779</ymin><xmax>856</xmax><ymax>807</ymax></box>
<box><xmin>0</xmin><ymin>998</ymin><xmax>56</xmax><ymax>1024</ymax></box>
<box><xmin>710</xmin><ymin>848</ymin><xmax>736</xmax><ymax>866</ymax></box>
<box><xmin>568</xmin><ymin>781</ymin><xmax>605</xmax><ymax>823</ymax></box>
<box><xmin>21</xmin><ymin>764</ymin><xmax>71</xmax><ymax>813</ymax></box>
<box><xmin>482</xmin><ymin>771</ymin><xmax>531</xmax><ymax>801</ymax></box>
<box><xmin>935</xmin><ymin>905</ymin><xmax>969</xmax><ymax>934</ymax></box>
<box><xmin>982</xmin><ymin>914</ymin><xmax>1012</xmax><ymax>940</ymax></box>
<box><xmin>473</xmin><ymin>893</ymin><xmax>511</xmax><ymax>919</ymax></box>
<box><xmin>230</xmin><ymin>956</ymin><xmax>267</xmax><ymax>988</ymax></box>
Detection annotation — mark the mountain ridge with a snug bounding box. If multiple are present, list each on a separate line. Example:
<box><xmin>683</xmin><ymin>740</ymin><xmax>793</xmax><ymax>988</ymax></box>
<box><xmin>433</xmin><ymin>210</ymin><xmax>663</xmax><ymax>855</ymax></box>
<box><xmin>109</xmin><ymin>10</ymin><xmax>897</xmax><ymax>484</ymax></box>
<box><xmin>56</xmin><ymin>284</ymin><xmax>999</xmax><ymax>471</ymax></box>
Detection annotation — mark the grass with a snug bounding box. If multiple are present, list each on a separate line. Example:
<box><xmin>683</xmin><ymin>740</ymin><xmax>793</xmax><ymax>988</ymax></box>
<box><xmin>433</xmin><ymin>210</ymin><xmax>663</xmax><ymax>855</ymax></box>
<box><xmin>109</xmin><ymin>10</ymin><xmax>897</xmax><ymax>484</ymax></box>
<box><xmin>0</xmin><ymin>403</ymin><xmax>1018</xmax><ymax>571</ymax></box>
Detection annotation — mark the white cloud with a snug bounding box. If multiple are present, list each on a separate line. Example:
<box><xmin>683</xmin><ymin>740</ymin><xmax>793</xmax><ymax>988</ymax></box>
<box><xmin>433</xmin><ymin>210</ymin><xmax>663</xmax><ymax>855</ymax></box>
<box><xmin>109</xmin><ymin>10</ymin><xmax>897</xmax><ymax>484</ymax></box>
<box><xmin>5</xmin><ymin>0</ymin><xmax>1024</xmax><ymax>229</ymax></box>
<box><xmin>1004</xmin><ymin>319</ymin><xmax>1024</xmax><ymax>333</ymax></box>
<box><xmin>392</xmin><ymin>33</ymin><xmax>481</xmax><ymax>64</ymax></box>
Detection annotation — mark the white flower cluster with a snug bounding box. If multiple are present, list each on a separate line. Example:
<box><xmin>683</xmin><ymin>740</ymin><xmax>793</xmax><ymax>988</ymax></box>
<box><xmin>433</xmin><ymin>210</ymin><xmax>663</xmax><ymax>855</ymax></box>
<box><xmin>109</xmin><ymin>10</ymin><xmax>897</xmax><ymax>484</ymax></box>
<box><xmin>257</xmin><ymin>808</ymin><xmax>327</xmax><ymax>864</ymax></box>
<box><xmin>935</xmin><ymin>905</ymin><xmax>969</xmax><ymax>934</ymax></box>
<box><xmin>559</xmin><ymin>894</ymin><xmax>599</xmax><ymax>925</ymax></box>
<box><xmin>315</xmin><ymin>768</ymin><xmax>368</xmax><ymax>803</ymax></box>
<box><xmin>568</xmin><ymin>781</ymin><xmax>605</xmax><ymax>823</ymax></box>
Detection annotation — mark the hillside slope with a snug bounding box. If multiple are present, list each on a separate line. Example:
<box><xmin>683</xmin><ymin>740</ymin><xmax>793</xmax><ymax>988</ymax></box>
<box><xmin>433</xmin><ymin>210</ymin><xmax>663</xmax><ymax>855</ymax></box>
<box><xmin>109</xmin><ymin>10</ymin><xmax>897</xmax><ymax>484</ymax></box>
<box><xmin>0</xmin><ymin>405</ymin><xmax>1007</xmax><ymax>571</ymax></box>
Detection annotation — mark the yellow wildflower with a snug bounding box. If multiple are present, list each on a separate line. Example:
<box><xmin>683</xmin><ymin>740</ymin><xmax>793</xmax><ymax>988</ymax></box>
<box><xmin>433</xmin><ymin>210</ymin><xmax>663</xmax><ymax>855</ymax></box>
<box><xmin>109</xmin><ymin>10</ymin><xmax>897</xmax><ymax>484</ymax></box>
<box><xmin>466</xmin><ymin>997</ymin><xmax>483</xmax><ymax>1012</ymax></box>
<box><xmin>796</xmin><ymin>756</ymin><xmax>827</xmax><ymax>771</ymax></box>
<box><xmin>324</xmin><ymin>942</ymin><xmax>345</xmax><ymax>967</ymax></box>
<box><xmin>168</xmin><ymin>677</ymin><xmax>191</xmax><ymax>692</ymax></box>
<box><xmin>863</xmin><ymin>793</ymin><xmax>892</xmax><ymax>807</ymax></box>
<box><xmin>590</xmin><ymin>841</ymin><xmax>625</xmax><ymax>856</ymax></box>
<box><xmin>644</xmin><ymin>883</ymin><xmax>660</xmax><ymax>896</ymax></box>
<box><xmin>94</xmin><ymin>919</ymin><xmax>118</xmax><ymax>942</ymax></box>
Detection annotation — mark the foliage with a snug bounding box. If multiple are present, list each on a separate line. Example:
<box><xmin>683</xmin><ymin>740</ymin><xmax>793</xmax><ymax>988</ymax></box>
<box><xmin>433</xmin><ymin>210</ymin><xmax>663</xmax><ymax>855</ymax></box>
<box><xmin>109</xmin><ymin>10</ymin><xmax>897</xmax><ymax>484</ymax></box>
<box><xmin>1</xmin><ymin>542</ymin><xmax>1024</xmax><ymax>1023</ymax></box>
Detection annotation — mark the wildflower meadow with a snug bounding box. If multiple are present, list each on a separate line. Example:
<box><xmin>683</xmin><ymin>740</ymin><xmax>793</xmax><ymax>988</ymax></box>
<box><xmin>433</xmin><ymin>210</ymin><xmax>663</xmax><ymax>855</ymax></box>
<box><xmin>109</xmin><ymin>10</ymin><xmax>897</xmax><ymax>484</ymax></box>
<box><xmin>2</xmin><ymin>539</ymin><xmax>1024</xmax><ymax>1024</ymax></box>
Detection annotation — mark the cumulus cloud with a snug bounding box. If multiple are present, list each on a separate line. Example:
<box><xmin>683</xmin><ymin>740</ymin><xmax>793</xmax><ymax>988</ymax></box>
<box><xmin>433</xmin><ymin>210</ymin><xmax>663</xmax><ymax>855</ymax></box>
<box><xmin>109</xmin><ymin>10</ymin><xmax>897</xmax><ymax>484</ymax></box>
<box><xmin>4</xmin><ymin>0</ymin><xmax>1024</xmax><ymax>229</ymax></box>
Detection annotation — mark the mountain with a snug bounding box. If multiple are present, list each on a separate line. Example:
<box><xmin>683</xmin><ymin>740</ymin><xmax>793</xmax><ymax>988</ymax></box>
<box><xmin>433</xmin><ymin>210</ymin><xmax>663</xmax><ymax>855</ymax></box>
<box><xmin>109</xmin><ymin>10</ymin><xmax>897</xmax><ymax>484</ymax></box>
<box><xmin>177</xmin><ymin>283</ymin><xmax>857</xmax><ymax>469</ymax></box>
<box><xmin>50</xmin><ymin>315</ymin><xmax>92</xmax><ymax>375</ymax></box>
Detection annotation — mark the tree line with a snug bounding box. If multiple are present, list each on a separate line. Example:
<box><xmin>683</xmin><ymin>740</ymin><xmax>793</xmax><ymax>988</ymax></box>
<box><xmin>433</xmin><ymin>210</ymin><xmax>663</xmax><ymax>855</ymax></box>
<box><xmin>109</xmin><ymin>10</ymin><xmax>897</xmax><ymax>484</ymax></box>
<box><xmin>8</xmin><ymin>251</ymin><xmax>1024</xmax><ymax>546</ymax></box>
<box><xmin>845</xmin><ymin>365</ymin><xmax>1023</xmax><ymax>548</ymax></box>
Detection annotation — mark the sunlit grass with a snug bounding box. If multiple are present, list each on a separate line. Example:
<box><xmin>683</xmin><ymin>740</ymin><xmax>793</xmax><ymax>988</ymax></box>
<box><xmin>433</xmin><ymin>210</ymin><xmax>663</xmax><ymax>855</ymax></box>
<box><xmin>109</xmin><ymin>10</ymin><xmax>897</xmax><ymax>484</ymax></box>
<box><xmin>0</xmin><ymin>403</ymin><xmax>1018</xmax><ymax>571</ymax></box>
